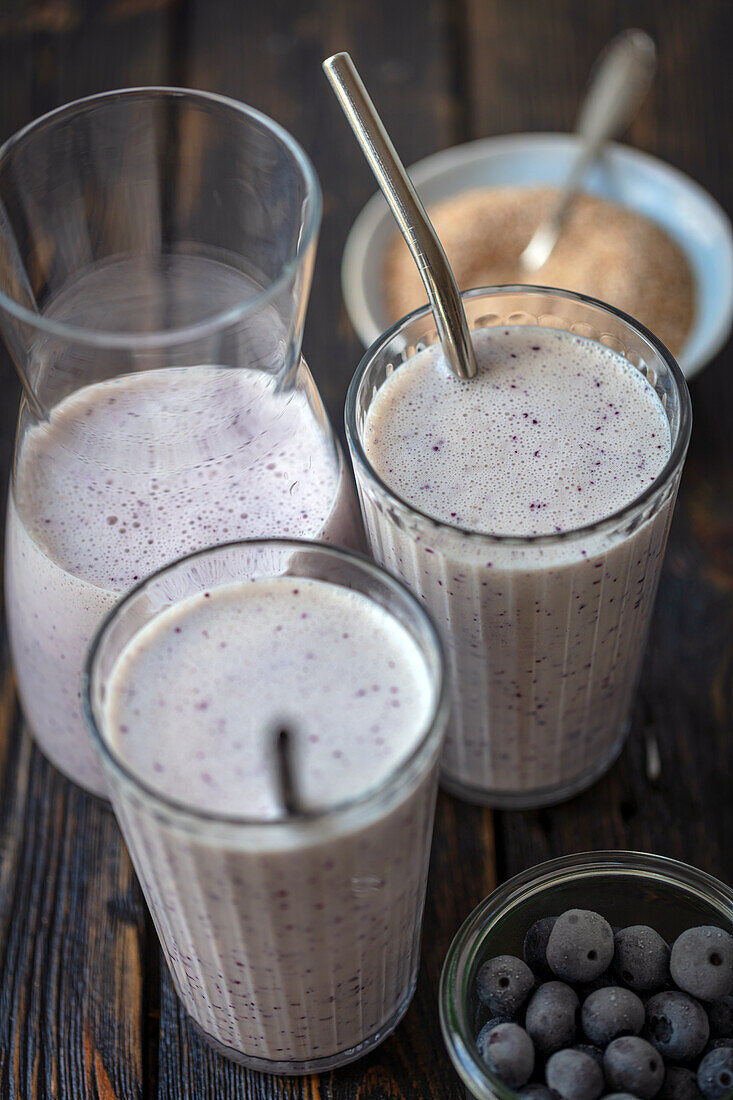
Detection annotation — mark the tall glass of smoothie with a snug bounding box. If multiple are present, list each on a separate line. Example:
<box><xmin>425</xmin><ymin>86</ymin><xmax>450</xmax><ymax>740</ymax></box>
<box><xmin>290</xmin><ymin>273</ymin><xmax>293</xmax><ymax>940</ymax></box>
<box><xmin>346</xmin><ymin>287</ymin><xmax>691</xmax><ymax>807</ymax></box>
<box><xmin>0</xmin><ymin>89</ymin><xmax>361</xmax><ymax>796</ymax></box>
<box><xmin>84</xmin><ymin>538</ymin><xmax>447</xmax><ymax>1072</ymax></box>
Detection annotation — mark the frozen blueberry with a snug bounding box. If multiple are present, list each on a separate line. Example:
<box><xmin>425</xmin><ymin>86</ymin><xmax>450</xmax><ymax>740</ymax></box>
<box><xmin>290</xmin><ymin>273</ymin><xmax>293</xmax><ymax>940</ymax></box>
<box><xmin>477</xmin><ymin>954</ymin><xmax>536</xmax><ymax>1017</ymax></box>
<box><xmin>658</xmin><ymin>1067</ymin><xmax>704</xmax><ymax>1100</ymax></box>
<box><xmin>546</xmin><ymin>1048</ymin><xmax>604</xmax><ymax>1100</ymax></box>
<box><xmin>547</xmin><ymin>910</ymin><xmax>615</xmax><ymax>983</ymax></box>
<box><xmin>573</xmin><ymin>1043</ymin><xmax>605</xmax><ymax>1071</ymax></box>
<box><xmin>525</xmin><ymin>981</ymin><xmax>579</xmax><ymax>1055</ymax></box>
<box><xmin>476</xmin><ymin>1021</ymin><xmax>535</xmax><ymax>1088</ymax></box>
<box><xmin>708</xmin><ymin>998</ymin><xmax>733</xmax><ymax>1039</ymax></box>
<box><xmin>525</xmin><ymin>917</ymin><xmax>559</xmax><ymax>979</ymax></box>
<box><xmin>583</xmin><ymin>986</ymin><xmax>646</xmax><ymax>1045</ymax></box>
<box><xmin>614</xmin><ymin>926</ymin><xmax>671</xmax><ymax>992</ymax></box>
<box><xmin>697</xmin><ymin>1046</ymin><xmax>733</xmax><ymax>1099</ymax></box>
<box><xmin>603</xmin><ymin>1036</ymin><xmax>665</xmax><ymax>1099</ymax></box>
<box><xmin>671</xmin><ymin>928</ymin><xmax>733</xmax><ymax>1002</ymax></box>
<box><xmin>645</xmin><ymin>991</ymin><xmax>709</xmax><ymax>1061</ymax></box>
<box><xmin>577</xmin><ymin>972</ymin><xmax>618</xmax><ymax>1000</ymax></box>
<box><xmin>517</xmin><ymin>1087</ymin><xmax>554</xmax><ymax>1100</ymax></box>
<box><xmin>476</xmin><ymin>1016</ymin><xmax>512</xmax><ymax>1051</ymax></box>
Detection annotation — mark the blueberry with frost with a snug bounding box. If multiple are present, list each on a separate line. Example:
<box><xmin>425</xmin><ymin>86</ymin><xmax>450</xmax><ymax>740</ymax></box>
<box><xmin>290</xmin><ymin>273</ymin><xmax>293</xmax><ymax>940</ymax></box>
<box><xmin>614</xmin><ymin>926</ymin><xmax>671</xmax><ymax>992</ymax></box>
<box><xmin>573</xmin><ymin>1043</ymin><xmax>605</xmax><ymax>1071</ymax></box>
<box><xmin>524</xmin><ymin>916</ymin><xmax>558</xmax><ymax>980</ymax></box>
<box><xmin>545</xmin><ymin>1048</ymin><xmax>604</xmax><ymax>1100</ymax></box>
<box><xmin>645</xmin><ymin>991</ymin><xmax>709</xmax><ymax>1062</ymax></box>
<box><xmin>547</xmin><ymin>909</ymin><xmax>614</xmax><ymax>983</ymax></box>
<box><xmin>476</xmin><ymin>954</ymin><xmax>535</xmax><ymax>1017</ymax></box>
<box><xmin>476</xmin><ymin>1021</ymin><xmax>535</xmax><ymax>1088</ymax></box>
<box><xmin>582</xmin><ymin>986</ymin><xmax>645</xmax><ymax>1045</ymax></box>
<box><xmin>578</xmin><ymin>972</ymin><xmax>618</xmax><ymax>1000</ymax></box>
<box><xmin>525</xmin><ymin>981</ymin><xmax>579</xmax><ymax>1055</ymax></box>
<box><xmin>670</xmin><ymin>928</ymin><xmax>733</xmax><ymax>1002</ymax></box>
<box><xmin>476</xmin><ymin>1016</ymin><xmax>511</xmax><ymax>1049</ymax></box>
<box><xmin>697</xmin><ymin>1046</ymin><xmax>733</xmax><ymax>1100</ymax></box>
<box><xmin>603</xmin><ymin>1035</ymin><xmax>665</xmax><ymax>1099</ymax></box>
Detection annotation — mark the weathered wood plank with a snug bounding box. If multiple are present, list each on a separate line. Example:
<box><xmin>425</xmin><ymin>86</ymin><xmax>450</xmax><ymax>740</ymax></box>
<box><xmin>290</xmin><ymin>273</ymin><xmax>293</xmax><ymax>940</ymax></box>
<box><xmin>0</xmin><ymin>602</ymin><xmax>149</xmax><ymax>1100</ymax></box>
<box><xmin>0</xmin><ymin>3</ymin><xmax>177</xmax><ymax>1097</ymax></box>
<box><xmin>0</xmin><ymin>749</ymin><xmax>148</xmax><ymax>1100</ymax></box>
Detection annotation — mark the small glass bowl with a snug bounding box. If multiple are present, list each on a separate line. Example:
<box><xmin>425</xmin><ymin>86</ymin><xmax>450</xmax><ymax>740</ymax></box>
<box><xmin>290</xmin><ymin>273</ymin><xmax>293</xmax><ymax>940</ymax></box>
<box><xmin>439</xmin><ymin>851</ymin><xmax>733</xmax><ymax>1100</ymax></box>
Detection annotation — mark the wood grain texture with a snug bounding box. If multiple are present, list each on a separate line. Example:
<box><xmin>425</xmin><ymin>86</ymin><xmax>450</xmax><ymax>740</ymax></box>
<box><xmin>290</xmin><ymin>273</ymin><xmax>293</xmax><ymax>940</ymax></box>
<box><xmin>0</xmin><ymin>6</ymin><xmax>176</xmax><ymax>1099</ymax></box>
<box><xmin>0</xmin><ymin>619</ymin><xmax>148</xmax><ymax>1100</ymax></box>
<box><xmin>0</xmin><ymin>1</ymin><xmax>731</xmax><ymax>1097</ymax></box>
<box><xmin>0</xmin><ymin>746</ymin><xmax>147</xmax><ymax>1100</ymax></box>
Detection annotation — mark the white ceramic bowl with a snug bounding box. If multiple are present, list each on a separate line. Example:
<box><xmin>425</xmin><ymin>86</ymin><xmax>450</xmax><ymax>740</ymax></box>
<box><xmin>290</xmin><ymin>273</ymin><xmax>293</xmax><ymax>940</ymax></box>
<box><xmin>342</xmin><ymin>133</ymin><xmax>733</xmax><ymax>379</ymax></box>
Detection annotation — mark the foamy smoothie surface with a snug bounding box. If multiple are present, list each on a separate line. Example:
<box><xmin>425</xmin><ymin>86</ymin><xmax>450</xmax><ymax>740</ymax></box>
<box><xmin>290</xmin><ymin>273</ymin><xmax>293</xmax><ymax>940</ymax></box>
<box><xmin>363</xmin><ymin>326</ymin><xmax>671</xmax><ymax>537</ymax></box>
<box><xmin>15</xmin><ymin>366</ymin><xmax>343</xmax><ymax>590</ymax></box>
<box><xmin>104</xmin><ymin>576</ymin><xmax>434</xmax><ymax>817</ymax></box>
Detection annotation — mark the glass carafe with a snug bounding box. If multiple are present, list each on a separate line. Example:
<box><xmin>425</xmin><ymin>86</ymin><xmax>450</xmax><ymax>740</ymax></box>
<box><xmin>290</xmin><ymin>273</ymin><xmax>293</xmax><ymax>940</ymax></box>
<box><xmin>0</xmin><ymin>88</ymin><xmax>360</xmax><ymax>796</ymax></box>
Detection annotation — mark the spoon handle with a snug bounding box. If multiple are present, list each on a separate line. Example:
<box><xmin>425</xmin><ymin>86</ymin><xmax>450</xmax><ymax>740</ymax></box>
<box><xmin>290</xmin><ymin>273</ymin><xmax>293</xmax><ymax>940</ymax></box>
<box><xmin>323</xmin><ymin>52</ymin><xmax>477</xmax><ymax>380</ymax></box>
<box><xmin>521</xmin><ymin>29</ymin><xmax>656</xmax><ymax>272</ymax></box>
<box><xmin>576</xmin><ymin>29</ymin><xmax>657</xmax><ymax>160</ymax></box>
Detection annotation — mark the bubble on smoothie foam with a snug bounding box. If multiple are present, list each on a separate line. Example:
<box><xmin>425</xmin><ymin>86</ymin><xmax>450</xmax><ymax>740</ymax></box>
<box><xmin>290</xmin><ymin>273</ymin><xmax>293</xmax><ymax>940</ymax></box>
<box><xmin>363</xmin><ymin>326</ymin><xmax>670</xmax><ymax>538</ymax></box>
<box><xmin>14</xmin><ymin>366</ymin><xmax>343</xmax><ymax>591</ymax></box>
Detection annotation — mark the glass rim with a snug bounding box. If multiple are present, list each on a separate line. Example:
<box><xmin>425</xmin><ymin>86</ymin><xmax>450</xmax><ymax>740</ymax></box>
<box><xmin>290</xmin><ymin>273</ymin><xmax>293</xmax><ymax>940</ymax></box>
<box><xmin>439</xmin><ymin>849</ymin><xmax>733</xmax><ymax>1100</ymax></box>
<box><xmin>0</xmin><ymin>86</ymin><xmax>322</xmax><ymax>350</ymax></box>
<box><xmin>83</xmin><ymin>537</ymin><xmax>449</xmax><ymax>830</ymax></box>
<box><xmin>345</xmin><ymin>285</ymin><xmax>693</xmax><ymax>547</ymax></box>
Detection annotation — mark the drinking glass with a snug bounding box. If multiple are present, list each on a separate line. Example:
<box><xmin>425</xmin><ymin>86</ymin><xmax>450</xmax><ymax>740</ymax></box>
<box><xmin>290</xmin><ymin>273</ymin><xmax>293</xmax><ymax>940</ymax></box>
<box><xmin>85</xmin><ymin>538</ymin><xmax>448</xmax><ymax>1072</ymax></box>
<box><xmin>0</xmin><ymin>88</ymin><xmax>359</xmax><ymax>795</ymax></box>
<box><xmin>346</xmin><ymin>287</ymin><xmax>692</xmax><ymax>808</ymax></box>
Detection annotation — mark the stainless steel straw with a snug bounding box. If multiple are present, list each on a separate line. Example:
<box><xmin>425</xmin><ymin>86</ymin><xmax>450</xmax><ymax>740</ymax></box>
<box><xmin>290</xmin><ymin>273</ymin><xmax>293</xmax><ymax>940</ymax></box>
<box><xmin>323</xmin><ymin>52</ymin><xmax>477</xmax><ymax>381</ymax></box>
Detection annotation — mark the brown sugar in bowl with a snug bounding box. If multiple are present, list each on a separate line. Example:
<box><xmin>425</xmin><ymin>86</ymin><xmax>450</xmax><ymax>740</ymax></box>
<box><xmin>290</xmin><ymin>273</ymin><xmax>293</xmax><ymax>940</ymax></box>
<box><xmin>384</xmin><ymin>186</ymin><xmax>695</xmax><ymax>357</ymax></box>
<box><xmin>342</xmin><ymin>134</ymin><xmax>733</xmax><ymax>378</ymax></box>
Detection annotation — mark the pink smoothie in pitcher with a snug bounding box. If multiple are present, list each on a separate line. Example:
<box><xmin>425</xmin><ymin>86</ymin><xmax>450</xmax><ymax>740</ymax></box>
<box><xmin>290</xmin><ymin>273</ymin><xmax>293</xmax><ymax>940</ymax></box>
<box><xmin>6</xmin><ymin>365</ymin><xmax>360</xmax><ymax>795</ymax></box>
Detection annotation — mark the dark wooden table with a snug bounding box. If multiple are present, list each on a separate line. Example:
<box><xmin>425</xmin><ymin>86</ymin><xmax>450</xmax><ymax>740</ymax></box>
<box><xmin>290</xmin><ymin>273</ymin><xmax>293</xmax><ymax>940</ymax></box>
<box><xmin>0</xmin><ymin>1</ymin><xmax>731</xmax><ymax>1096</ymax></box>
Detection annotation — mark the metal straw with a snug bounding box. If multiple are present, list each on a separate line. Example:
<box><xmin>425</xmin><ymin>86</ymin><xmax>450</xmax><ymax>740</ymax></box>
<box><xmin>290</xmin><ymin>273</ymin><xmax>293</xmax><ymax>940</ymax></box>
<box><xmin>323</xmin><ymin>52</ymin><xmax>477</xmax><ymax>381</ymax></box>
<box><xmin>274</xmin><ymin>727</ymin><xmax>303</xmax><ymax>817</ymax></box>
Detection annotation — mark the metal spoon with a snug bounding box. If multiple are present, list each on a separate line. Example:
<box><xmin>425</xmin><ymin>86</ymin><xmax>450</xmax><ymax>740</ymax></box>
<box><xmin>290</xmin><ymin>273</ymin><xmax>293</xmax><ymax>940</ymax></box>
<box><xmin>519</xmin><ymin>28</ymin><xmax>657</xmax><ymax>273</ymax></box>
<box><xmin>323</xmin><ymin>52</ymin><xmax>477</xmax><ymax>380</ymax></box>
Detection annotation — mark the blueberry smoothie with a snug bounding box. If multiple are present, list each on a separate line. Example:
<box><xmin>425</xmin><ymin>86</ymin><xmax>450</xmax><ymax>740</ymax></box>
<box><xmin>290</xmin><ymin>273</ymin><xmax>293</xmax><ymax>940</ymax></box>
<box><xmin>6</xmin><ymin>365</ymin><xmax>361</xmax><ymax>795</ymax></box>
<box><xmin>91</xmin><ymin>560</ymin><xmax>444</xmax><ymax>1071</ymax></box>
<box><xmin>352</xmin><ymin>321</ymin><xmax>686</xmax><ymax>805</ymax></box>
